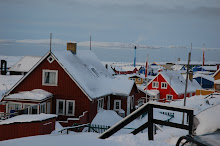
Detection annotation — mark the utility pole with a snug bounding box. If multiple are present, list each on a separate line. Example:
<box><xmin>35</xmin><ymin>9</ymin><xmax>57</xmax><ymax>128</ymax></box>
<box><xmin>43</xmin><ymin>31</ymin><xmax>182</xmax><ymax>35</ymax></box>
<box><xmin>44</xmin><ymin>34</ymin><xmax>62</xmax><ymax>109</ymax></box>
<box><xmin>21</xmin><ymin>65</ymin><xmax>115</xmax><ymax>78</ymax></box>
<box><xmin>90</xmin><ymin>36</ymin><xmax>92</xmax><ymax>50</ymax></box>
<box><xmin>145</xmin><ymin>55</ymin><xmax>149</xmax><ymax>102</ymax></box>
<box><xmin>182</xmin><ymin>43</ymin><xmax>192</xmax><ymax>124</ymax></box>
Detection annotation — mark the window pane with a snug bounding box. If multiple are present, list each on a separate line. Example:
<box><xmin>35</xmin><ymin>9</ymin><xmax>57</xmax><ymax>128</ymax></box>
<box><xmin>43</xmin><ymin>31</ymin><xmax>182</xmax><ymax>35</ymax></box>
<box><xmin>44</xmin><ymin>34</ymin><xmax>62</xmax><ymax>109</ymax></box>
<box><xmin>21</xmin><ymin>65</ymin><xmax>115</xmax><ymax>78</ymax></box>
<box><xmin>58</xmin><ymin>101</ymin><xmax>64</xmax><ymax>114</ymax></box>
<box><xmin>44</xmin><ymin>71</ymin><xmax>56</xmax><ymax>84</ymax></box>
<box><xmin>32</xmin><ymin>105</ymin><xmax>38</xmax><ymax>114</ymax></box>
<box><xmin>68</xmin><ymin>102</ymin><xmax>73</xmax><ymax>115</ymax></box>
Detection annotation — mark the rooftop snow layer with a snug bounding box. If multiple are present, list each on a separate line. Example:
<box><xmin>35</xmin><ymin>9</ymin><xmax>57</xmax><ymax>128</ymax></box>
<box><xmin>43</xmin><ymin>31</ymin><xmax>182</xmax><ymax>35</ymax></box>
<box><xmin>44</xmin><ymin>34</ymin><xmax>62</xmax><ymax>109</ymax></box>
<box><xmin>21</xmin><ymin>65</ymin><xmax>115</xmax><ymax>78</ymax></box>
<box><xmin>193</xmin><ymin>73</ymin><xmax>214</xmax><ymax>82</ymax></box>
<box><xmin>161</xmin><ymin>71</ymin><xmax>201</xmax><ymax>94</ymax></box>
<box><xmin>53</xmin><ymin>50</ymin><xmax>134</xmax><ymax>98</ymax></box>
<box><xmin>8</xmin><ymin>56</ymin><xmax>41</xmax><ymax>72</ymax></box>
<box><xmin>4</xmin><ymin>89</ymin><xmax>52</xmax><ymax>101</ymax></box>
<box><xmin>0</xmin><ymin>114</ymin><xmax>57</xmax><ymax>125</ymax></box>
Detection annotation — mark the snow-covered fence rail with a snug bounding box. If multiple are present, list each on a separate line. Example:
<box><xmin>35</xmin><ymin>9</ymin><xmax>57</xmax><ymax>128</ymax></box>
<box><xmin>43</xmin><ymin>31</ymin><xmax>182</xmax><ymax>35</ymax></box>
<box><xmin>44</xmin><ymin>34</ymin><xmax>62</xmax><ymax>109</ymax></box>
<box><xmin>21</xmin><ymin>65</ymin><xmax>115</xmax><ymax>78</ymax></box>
<box><xmin>99</xmin><ymin>101</ymin><xmax>194</xmax><ymax>141</ymax></box>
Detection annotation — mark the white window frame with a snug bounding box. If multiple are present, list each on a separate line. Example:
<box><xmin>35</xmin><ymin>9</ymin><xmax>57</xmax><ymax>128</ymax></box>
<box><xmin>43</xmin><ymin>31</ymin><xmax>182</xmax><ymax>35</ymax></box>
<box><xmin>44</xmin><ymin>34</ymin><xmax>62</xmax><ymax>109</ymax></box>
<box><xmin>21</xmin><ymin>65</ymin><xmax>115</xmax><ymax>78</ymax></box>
<box><xmin>166</xmin><ymin>94</ymin><xmax>173</xmax><ymax>100</ymax></box>
<box><xmin>66</xmin><ymin>100</ymin><xmax>75</xmax><ymax>116</ymax></box>
<box><xmin>97</xmin><ymin>98</ymin><xmax>104</xmax><ymax>111</ymax></box>
<box><xmin>23</xmin><ymin>103</ymin><xmax>39</xmax><ymax>114</ymax></box>
<box><xmin>56</xmin><ymin>99</ymin><xmax>65</xmax><ymax>115</ymax></box>
<box><xmin>40</xmin><ymin>102</ymin><xmax>46</xmax><ymax>114</ymax></box>
<box><xmin>152</xmin><ymin>81</ymin><xmax>159</xmax><ymax>88</ymax></box>
<box><xmin>47</xmin><ymin>55</ymin><xmax>54</xmax><ymax>63</ymax></box>
<box><xmin>42</xmin><ymin>69</ymin><xmax>58</xmax><ymax>86</ymax></box>
<box><xmin>6</xmin><ymin>102</ymin><xmax>22</xmax><ymax>113</ymax></box>
<box><xmin>114</xmin><ymin>100</ymin><xmax>121</xmax><ymax>111</ymax></box>
<box><xmin>161</xmin><ymin>82</ymin><xmax>167</xmax><ymax>89</ymax></box>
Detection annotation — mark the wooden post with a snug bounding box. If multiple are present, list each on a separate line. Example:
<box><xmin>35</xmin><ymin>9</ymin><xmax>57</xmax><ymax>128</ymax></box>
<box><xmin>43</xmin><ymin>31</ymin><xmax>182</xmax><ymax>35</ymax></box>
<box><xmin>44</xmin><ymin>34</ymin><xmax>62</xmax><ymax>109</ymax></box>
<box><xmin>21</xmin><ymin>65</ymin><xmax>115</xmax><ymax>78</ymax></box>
<box><xmin>148</xmin><ymin>104</ymin><xmax>154</xmax><ymax>140</ymax></box>
<box><xmin>188</xmin><ymin>111</ymin><xmax>194</xmax><ymax>135</ymax></box>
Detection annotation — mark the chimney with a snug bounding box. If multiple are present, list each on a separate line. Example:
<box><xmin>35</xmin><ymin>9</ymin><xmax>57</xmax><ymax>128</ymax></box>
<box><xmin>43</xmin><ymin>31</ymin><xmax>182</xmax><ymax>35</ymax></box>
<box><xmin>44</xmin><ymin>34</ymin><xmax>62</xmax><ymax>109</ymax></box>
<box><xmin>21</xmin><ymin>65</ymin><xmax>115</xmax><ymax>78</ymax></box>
<box><xmin>178</xmin><ymin>58</ymin><xmax>180</xmax><ymax>62</ymax></box>
<box><xmin>189</xmin><ymin>71</ymin><xmax>193</xmax><ymax>82</ymax></box>
<box><xmin>67</xmin><ymin>43</ymin><xmax>77</xmax><ymax>54</ymax></box>
<box><xmin>217</xmin><ymin>64</ymin><xmax>219</xmax><ymax>70</ymax></box>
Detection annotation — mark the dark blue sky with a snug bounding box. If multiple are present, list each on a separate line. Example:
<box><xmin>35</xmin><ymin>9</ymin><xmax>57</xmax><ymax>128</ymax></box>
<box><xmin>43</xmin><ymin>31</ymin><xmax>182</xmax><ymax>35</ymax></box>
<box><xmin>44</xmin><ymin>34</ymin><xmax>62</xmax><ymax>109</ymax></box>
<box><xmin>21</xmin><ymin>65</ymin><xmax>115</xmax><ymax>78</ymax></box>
<box><xmin>1</xmin><ymin>0</ymin><xmax>220</xmax><ymax>48</ymax></box>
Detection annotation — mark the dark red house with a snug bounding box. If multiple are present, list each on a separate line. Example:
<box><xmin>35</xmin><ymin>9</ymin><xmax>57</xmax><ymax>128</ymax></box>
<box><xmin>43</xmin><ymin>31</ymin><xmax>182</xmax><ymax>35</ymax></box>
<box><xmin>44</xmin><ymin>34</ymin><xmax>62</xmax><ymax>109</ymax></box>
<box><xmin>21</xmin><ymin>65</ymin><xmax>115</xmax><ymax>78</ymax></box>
<box><xmin>1</xmin><ymin>43</ymin><xmax>140</xmax><ymax>126</ymax></box>
<box><xmin>146</xmin><ymin>71</ymin><xmax>201</xmax><ymax>102</ymax></box>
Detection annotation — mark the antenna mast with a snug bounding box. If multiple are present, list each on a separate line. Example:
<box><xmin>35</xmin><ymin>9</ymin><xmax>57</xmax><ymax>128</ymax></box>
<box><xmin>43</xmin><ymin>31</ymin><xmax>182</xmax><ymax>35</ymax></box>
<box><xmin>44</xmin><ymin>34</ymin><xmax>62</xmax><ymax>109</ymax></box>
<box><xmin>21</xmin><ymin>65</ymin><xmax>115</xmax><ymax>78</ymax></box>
<box><xmin>90</xmin><ymin>36</ymin><xmax>91</xmax><ymax>50</ymax></box>
<box><xmin>50</xmin><ymin>33</ymin><xmax>52</xmax><ymax>53</ymax></box>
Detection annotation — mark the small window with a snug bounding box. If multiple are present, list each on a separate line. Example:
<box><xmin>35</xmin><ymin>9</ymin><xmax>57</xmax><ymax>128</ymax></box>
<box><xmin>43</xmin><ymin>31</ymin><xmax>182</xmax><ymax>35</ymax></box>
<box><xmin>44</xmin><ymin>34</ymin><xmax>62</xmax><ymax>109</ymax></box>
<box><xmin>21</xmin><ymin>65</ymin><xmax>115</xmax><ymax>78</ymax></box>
<box><xmin>40</xmin><ymin>103</ymin><xmax>46</xmax><ymax>113</ymax></box>
<box><xmin>97</xmin><ymin>98</ymin><xmax>104</xmax><ymax>111</ymax></box>
<box><xmin>161</xmin><ymin>82</ymin><xmax>167</xmax><ymax>89</ymax></box>
<box><xmin>166</xmin><ymin>94</ymin><xmax>173</xmax><ymax>100</ymax></box>
<box><xmin>114</xmin><ymin>100</ymin><xmax>121</xmax><ymax>111</ymax></box>
<box><xmin>138</xmin><ymin>78</ymin><xmax>141</xmax><ymax>81</ymax></box>
<box><xmin>56</xmin><ymin>99</ymin><xmax>65</xmax><ymax>115</ymax></box>
<box><xmin>47</xmin><ymin>56</ymin><xmax>54</xmax><ymax>63</ymax></box>
<box><xmin>66</xmin><ymin>100</ymin><xmax>75</xmax><ymax>115</ymax></box>
<box><xmin>42</xmin><ymin>70</ymin><xmax>58</xmax><ymax>86</ymax></box>
<box><xmin>91</xmin><ymin>68</ymin><xmax>99</xmax><ymax>77</ymax></box>
<box><xmin>152</xmin><ymin>81</ymin><xmax>159</xmax><ymax>88</ymax></box>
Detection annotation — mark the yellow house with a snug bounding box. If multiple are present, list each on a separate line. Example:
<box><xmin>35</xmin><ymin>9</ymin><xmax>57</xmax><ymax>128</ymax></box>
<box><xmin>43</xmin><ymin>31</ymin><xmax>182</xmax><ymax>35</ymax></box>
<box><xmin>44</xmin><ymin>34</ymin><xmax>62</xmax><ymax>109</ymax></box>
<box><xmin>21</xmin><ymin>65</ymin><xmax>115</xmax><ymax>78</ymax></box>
<box><xmin>128</xmin><ymin>75</ymin><xmax>145</xmax><ymax>84</ymax></box>
<box><xmin>213</xmin><ymin>68</ymin><xmax>220</xmax><ymax>92</ymax></box>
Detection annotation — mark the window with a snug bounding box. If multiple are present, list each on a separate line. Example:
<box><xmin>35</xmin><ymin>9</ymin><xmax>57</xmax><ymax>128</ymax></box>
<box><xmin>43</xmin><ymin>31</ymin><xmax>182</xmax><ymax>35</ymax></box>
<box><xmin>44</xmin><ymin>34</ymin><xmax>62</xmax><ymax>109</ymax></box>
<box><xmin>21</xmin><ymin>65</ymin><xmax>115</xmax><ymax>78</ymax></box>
<box><xmin>138</xmin><ymin>99</ymin><xmax>144</xmax><ymax>107</ymax></box>
<box><xmin>138</xmin><ymin>78</ymin><xmax>141</xmax><ymax>81</ymax></box>
<box><xmin>161</xmin><ymin>82</ymin><xmax>167</xmax><ymax>89</ymax></box>
<box><xmin>152</xmin><ymin>81</ymin><xmax>159</xmax><ymax>88</ymax></box>
<box><xmin>42</xmin><ymin>70</ymin><xmax>58</xmax><ymax>86</ymax></box>
<box><xmin>47</xmin><ymin>56</ymin><xmax>54</xmax><ymax>63</ymax></box>
<box><xmin>114</xmin><ymin>100</ymin><xmax>121</xmax><ymax>111</ymax></box>
<box><xmin>40</xmin><ymin>103</ymin><xmax>46</xmax><ymax>113</ymax></box>
<box><xmin>8</xmin><ymin>102</ymin><xmax>22</xmax><ymax>112</ymax></box>
<box><xmin>97</xmin><ymin>98</ymin><xmax>104</xmax><ymax>111</ymax></box>
<box><xmin>31</xmin><ymin>105</ymin><xmax>38</xmax><ymax>114</ymax></box>
<box><xmin>131</xmin><ymin>96</ymin><xmax>134</xmax><ymax>109</ymax></box>
<box><xmin>56</xmin><ymin>99</ymin><xmax>65</xmax><ymax>115</ymax></box>
<box><xmin>66</xmin><ymin>100</ymin><xmax>75</xmax><ymax>115</ymax></box>
<box><xmin>166</xmin><ymin>94</ymin><xmax>173</xmax><ymax>100</ymax></box>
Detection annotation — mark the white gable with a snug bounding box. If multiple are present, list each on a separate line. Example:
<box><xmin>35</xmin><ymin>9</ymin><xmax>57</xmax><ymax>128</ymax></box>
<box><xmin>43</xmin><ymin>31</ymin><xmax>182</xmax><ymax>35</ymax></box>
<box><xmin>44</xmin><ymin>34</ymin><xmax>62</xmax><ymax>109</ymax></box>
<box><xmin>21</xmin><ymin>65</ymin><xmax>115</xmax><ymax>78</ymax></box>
<box><xmin>53</xmin><ymin>50</ymin><xmax>134</xmax><ymax>99</ymax></box>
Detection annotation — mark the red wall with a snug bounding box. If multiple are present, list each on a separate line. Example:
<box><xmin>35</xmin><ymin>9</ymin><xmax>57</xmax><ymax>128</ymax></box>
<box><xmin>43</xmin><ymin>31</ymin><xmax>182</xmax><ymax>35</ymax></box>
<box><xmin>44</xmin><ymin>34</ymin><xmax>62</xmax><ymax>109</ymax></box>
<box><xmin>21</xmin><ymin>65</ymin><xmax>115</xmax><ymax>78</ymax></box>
<box><xmin>0</xmin><ymin>117</ymin><xmax>56</xmax><ymax>141</ymax></box>
<box><xmin>8</xmin><ymin>54</ymin><xmax>93</xmax><ymax>121</ymax></box>
<box><xmin>148</xmin><ymin>74</ymin><xmax>195</xmax><ymax>102</ymax></box>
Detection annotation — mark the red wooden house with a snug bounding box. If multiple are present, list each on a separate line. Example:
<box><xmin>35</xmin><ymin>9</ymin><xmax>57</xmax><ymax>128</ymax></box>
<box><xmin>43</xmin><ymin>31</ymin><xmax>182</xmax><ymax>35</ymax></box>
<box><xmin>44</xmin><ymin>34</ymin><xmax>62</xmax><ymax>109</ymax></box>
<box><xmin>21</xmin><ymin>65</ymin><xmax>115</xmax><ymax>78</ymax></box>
<box><xmin>146</xmin><ymin>71</ymin><xmax>201</xmax><ymax>102</ymax></box>
<box><xmin>1</xmin><ymin>43</ymin><xmax>140</xmax><ymax>126</ymax></box>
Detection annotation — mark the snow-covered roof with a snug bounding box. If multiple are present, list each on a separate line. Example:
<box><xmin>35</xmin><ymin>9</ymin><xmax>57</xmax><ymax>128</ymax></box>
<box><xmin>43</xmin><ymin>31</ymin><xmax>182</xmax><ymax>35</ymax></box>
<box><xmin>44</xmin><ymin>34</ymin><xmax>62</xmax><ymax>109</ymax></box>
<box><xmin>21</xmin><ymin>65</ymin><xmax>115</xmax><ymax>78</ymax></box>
<box><xmin>121</xmin><ymin>66</ymin><xmax>136</xmax><ymax>71</ymax></box>
<box><xmin>4</xmin><ymin>89</ymin><xmax>52</xmax><ymax>101</ymax></box>
<box><xmin>193</xmin><ymin>73</ymin><xmax>214</xmax><ymax>82</ymax></box>
<box><xmin>202</xmin><ymin>66</ymin><xmax>217</xmax><ymax>71</ymax></box>
<box><xmin>8</xmin><ymin>56</ymin><xmax>41</xmax><ymax>72</ymax></box>
<box><xmin>171</xmin><ymin>64</ymin><xmax>184</xmax><ymax>71</ymax></box>
<box><xmin>0</xmin><ymin>114</ymin><xmax>57</xmax><ymax>125</ymax></box>
<box><xmin>53</xmin><ymin>50</ymin><xmax>134</xmax><ymax>99</ymax></box>
<box><xmin>157</xmin><ymin>71</ymin><xmax>201</xmax><ymax>94</ymax></box>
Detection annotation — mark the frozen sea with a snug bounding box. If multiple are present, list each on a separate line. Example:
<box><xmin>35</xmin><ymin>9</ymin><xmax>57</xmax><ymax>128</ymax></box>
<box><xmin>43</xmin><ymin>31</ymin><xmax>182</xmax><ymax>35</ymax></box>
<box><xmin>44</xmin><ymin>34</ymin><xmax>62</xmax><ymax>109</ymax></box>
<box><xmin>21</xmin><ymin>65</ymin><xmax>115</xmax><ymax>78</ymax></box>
<box><xmin>0</xmin><ymin>43</ymin><xmax>219</xmax><ymax>63</ymax></box>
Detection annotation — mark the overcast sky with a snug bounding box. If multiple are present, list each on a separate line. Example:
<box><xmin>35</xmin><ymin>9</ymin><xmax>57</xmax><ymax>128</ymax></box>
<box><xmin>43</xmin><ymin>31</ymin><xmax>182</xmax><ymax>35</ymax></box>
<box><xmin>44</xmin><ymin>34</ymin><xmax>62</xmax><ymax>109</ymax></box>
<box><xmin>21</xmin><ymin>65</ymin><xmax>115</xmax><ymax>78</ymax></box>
<box><xmin>0</xmin><ymin>0</ymin><xmax>220</xmax><ymax>48</ymax></box>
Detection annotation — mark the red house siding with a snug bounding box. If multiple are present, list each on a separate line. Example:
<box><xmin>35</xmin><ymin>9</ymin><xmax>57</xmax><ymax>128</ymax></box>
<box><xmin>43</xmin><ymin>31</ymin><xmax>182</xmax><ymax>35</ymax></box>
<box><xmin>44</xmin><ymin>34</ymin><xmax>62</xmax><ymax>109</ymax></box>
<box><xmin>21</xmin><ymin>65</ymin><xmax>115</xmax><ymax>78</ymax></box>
<box><xmin>9</xmin><ymin>54</ymin><xmax>93</xmax><ymax>122</ymax></box>
<box><xmin>0</xmin><ymin>117</ymin><xmax>56</xmax><ymax>141</ymax></box>
<box><xmin>148</xmin><ymin>74</ymin><xmax>178</xmax><ymax>101</ymax></box>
